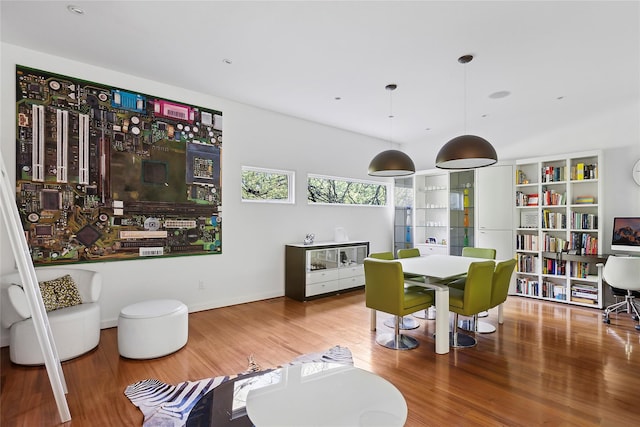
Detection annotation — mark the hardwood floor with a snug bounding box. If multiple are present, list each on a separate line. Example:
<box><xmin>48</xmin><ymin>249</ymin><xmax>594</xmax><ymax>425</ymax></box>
<box><xmin>2</xmin><ymin>290</ymin><xmax>639</xmax><ymax>426</ymax></box>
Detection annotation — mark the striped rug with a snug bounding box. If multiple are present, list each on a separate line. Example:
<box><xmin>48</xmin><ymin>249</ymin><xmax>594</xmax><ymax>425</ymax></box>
<box><xmin>124</xmin><ymin>345</ymin><xmax>353</xmax><ymax>427</ymax></box>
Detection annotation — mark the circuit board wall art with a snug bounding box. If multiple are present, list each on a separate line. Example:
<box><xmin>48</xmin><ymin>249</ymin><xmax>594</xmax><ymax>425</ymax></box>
<box><xmin>15</xmin><ymin>65</ymin><xmax>222</xmax><ymax>265</ymax></box>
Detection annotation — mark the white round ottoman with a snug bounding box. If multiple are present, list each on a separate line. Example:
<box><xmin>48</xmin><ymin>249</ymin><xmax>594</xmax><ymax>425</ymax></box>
<box><xmin>118</xmin><ymin>299</ymin><xmax>188</xmax><ymax>359</ymax></box>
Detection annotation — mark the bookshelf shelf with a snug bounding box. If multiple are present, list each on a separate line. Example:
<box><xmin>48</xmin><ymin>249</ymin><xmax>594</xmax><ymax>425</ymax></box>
<box><xmin>514</xmin><ymin>150</ymin><xmax>603</xmax><ymax>308</ymax></box>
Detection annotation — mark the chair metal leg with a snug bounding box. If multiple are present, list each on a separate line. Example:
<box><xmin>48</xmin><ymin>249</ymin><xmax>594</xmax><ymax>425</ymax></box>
<box><xmin>412</xmin><ymin>305</ymin><xmax>436</xmax><ymax>320</ymax></box>
<box><xmin>384</xmin><ymin>315</ymin><xmax>419</xmax><ymax>329</ymax></box>
<box><xmin>450</xmin><ymin>313</ymin><xmax>477</xmax><ymax>348</ymax></box>
<box><xmin>376</xmin><ymin>315</ymin><xmax>419</xmax><ymax>350</ymax></box>
<box><xmin>603</xmin><ymin>292</ymin><xmax>640</xmax><ymax>329</ymax></box>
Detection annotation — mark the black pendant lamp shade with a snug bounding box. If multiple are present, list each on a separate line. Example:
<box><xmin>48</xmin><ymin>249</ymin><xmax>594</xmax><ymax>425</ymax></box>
<box><xmin>436</xmin><ymin>54</ymin><xmax>498</xmax><ymax>170</ymax></box>
<box><xmin>368</xmin><ymin>149</ymin><xmax>416</xmax><ymax>176</ymax></box>
<box><xmin>368</xmin><ymin>83</ymin><xmax>416</xmax><ymax>176</ymax></box>
<box><xmin>435</xmin><ymin>134</ymin><xmax>497</xmax><ymax>169</ymax></box>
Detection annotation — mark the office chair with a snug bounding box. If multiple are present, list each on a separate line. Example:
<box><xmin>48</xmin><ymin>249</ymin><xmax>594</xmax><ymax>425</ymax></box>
<box><xmin>364</xmin><ymin>258</ymin><xmax>434</xmax><ymax>350</ymax></box>
<box><xmin>601</xmin><ymin>256</ymin><xmax>640</xmax><ymax>331</ymax></box>
<box><xmin>448</xmin><ymin>260</ymin><xmax>495</xmax><ymax>348</ymax></box>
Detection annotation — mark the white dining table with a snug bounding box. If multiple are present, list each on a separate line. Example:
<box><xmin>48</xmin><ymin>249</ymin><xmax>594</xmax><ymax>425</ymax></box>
<box><xmin>392</xmin><ymin>254</ymin><xmax>491</xmax><ymax>354</ymax></box>
<box><xmin>246</xmin><ymin>362</ymin><xmax>407</xmax><ymax>426</ymax></box>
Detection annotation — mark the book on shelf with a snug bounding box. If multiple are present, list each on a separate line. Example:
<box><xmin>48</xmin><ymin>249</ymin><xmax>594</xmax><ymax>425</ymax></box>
<box><xmin>541</xmin><ymin>166</ymin><xmax>566</xmax><ymax>183</ymax></box>
<box><xmin>517</xmin><ymin>277</ymin><xmax>539</xmax><ymax>296</ymax></box>
<box><xmin>516</xmin><ymin>233</ymin><xmax>539</xmax><ymax>251</ymax></box>
<box><xmin>570</xmin><ymin>162</ymin><xmax>598</xmax><ymax>180</ymax></box>
<box><xmin>571</xmin><ymin>212</ymin><xmax>598</xmax><ymax>230</ymax></box>
<box><xmin>542</xmin><ymin>210</ymin><xmax>567</xmax><ymax>229</ymax></box>
<box><xmin>542</xmin><ymin>189</ymin><xmax>566</xmax><ymax>206</ymax></box>
<box><xmin>574</xmin><ymin>196</ymin><xmax>595</xmax><ymax>204</ymax></box>
<box><xmin>571</xmin><ymin>296</ymin><xmax>597</xmax><ymax>304</ymax></box>
<box><xmin>526</xmin><ymin>194</ymin><xmax>539</xmax><ymax>206</ymax></box>
<box><xmin>553</xmin><ymin>284</ymin><xmax>567</xmax><ymax>300</ymax></box>
<box><xmin>570</xmin><ymin>233</ymin><xmax>598</xmax><ymax>255</ymax></box>
<box><xmin>517</xmin><ymin>253</ymin><xmax>539</xmax><ymax>273</ymax></box>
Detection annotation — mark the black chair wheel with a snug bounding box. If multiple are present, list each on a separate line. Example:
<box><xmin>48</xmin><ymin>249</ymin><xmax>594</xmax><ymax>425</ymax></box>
<box><xmin>633</xmin><ymin>315</ymin><xmax>639</xmax><ymax>321</ymax></box>
<box><xmin>604</xmin><ymin>318</ymin><xmax>610</xmax><ymax>324</ymax></box>
<box><xmin>635</xmin><ymin>325</ymin><xmax>640</xmax><ymax>331</ymax></box>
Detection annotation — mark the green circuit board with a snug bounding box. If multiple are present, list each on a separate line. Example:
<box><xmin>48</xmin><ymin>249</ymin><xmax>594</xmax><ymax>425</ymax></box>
<box><xmin>15</xmin><ymin>65</ymin><xmax>222</xmax><ymax>265</ymax></box>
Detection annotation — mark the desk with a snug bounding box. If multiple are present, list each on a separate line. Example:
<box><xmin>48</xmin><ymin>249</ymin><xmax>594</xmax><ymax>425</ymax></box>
<box><xmin>395</xmin><ymin>254</ymin><xmax>490</xmax><ymax>354</ymax></box>
<box><xmin>246</xmin><ymin>362</ymin><xmax>407</xmax><ymax>427</ymax></box>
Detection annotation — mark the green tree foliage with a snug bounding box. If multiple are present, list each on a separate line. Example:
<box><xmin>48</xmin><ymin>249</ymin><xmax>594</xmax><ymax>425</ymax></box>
<box><xmin>242</xmin><ymin>170</ymin><xmax>290</xmax><ymax>200</ymax></box>
<box><xmin>308</xmin><ymin>176</ymin><xmax>386</xmax><ymax>205</ymax></box>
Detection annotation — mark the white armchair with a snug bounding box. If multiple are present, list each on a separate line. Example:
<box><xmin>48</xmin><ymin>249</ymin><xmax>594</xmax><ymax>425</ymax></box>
<box><xmin>1</xmin><ymin>268</ymin><xmax>102</xmax><ymax>365</ymax></box>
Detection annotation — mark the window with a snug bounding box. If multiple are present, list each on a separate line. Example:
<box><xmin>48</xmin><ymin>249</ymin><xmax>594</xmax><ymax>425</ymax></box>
<box><xmin>241</xmin><ymin>166</ymin><xmax>294</xmax><ymax>203</ymax></box>
<box><xmin>307</xmin><ymin>174</ymin><xmax>387</xmax><ymax>206</ymax></box>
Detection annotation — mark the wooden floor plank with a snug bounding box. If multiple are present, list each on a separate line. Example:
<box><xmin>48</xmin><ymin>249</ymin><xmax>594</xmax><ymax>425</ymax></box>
<box><xmin>2</xmin><ymin>291</ymin><xmax>640</xmax><ymax>426</ymax></box>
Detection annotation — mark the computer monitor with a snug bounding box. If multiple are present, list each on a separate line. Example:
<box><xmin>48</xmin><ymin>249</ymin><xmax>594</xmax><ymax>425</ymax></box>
<box><xmin>611</xmin><ymin>217</ymin><xmax>640</xmax><ymax>253</ymax></box>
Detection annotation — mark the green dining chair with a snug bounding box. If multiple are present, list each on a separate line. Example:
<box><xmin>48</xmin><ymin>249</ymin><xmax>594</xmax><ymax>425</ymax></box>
<box><xmin>449</xmin><ymin>247</ymin><xmax>497</xmax><ymax>290</ymax></box>
<box><xmin>448</xmin><ymin>260</ymin><xmax>495</xmax><ymax>348</ymax></box>
<box><xmin>397</xmin><ymin>248</ymin><xmax>433</xmax><ymax>321</ymax></box>
<box><xmin>369</xmin><ymin>251</ymin><xmax>394</xmax><ymax>260</ymax></box>
<box><xmin>370</xmin><ymin>251</ymin><xmax>421</xmax><ymax>330</ymax></box>
<box><xmin>364</xmin><ymin>258</ymin><xmax>434</xmax><ymax>350</ymax></box>
<box><xmin>476</xmin><ymin>258</ymin><xmax>517</xmax><ymax>333</ymax></box>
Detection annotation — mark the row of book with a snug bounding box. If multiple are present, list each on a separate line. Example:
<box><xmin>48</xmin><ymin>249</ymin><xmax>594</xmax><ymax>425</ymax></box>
<box><xmin>569</xmin><ymin>261</ymin><xmax>592</xmax><ymax>279</ymax></box>
<box><xmin>516</xmin><ymin>277</ymin><xmax>539</xmax><ymax>296</ymax></box>
<box><xmin>570</xmin><ymin>212</ymin><xmax>598</xmax><ymax>230</ymax></box>
<box><xmin>542</xmin><ymin>209</ymin><xmax>566</xmax><ymax>229</ymax></box>
<box><xmin>516</xmin><ymin>191</ymin><xmax>533</xmax><ymax>207</ymax></box>
<box><xmin>570</xmin><ymin>284</ymin><xmax>598</xmax><ymax>304</ymax></box>
<box><xmin>516</xmin><ymin>233</ymin><xmax>539</xmax><ymax>251</ymax></box>
<box><xmin>570</xmin><ymin>232</ymin><xmax>598</xmax><ymax>255</ymax></box>
<box><xmin>516</xmin><ymin>277</ymin><xmax>568</xmax><ymax>301</ymax></box>
<box><xmin>542</xmin><ymin>234</ymin><xmax>568</xmax><ymax>252</ymax></box>
<box><xmin>543</xmin><ymin>258</ymin><xmax>566</xmax><ymax>275</ymax></box>
<box><xmin>541</xmin><ymin>165</ymin><xmax>566</xmax><ymax>183</ymax></box>
<box><xmin>542</xmin><ymin>189</ymin><xmax>566</xmax><ymax>206</ymax></box>
<box><xmin>517</xmin><ymin>253</ymin><xmax>539</xmax><ymax>273</ymax></box>
<box><xmin>571</xmin><ymin>163</ymin><xmax>598</xmax><ymax>180</ymax></box>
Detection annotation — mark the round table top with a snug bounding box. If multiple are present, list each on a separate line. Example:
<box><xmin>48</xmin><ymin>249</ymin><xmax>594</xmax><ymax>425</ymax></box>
<box><xmin>245</xmin><ymin>362</ymin><xmax>407</xmax><ymax>427</ymax></box>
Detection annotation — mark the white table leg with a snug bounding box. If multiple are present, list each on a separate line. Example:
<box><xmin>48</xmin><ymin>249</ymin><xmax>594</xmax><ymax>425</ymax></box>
<box><xmin>422</xmin><ymin>283</ymin><xmax>449</xmax><ymax>354</ymax></box>
<box><xmin>498</xmin><ymin>303</ymin><xmax>504</xmax><ymax>324</ymax></box>
<box><xmin>370</xmin><ymin>308</ymin><xmax>376</xmax><ymax>331</ymax></box>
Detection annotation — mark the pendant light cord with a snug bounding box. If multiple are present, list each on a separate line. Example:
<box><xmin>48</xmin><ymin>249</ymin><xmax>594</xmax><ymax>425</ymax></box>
<box><xmin>463</xmin><ymin>60</ymin><xmax>467</xmax><ymax>134</ymax></box>
<box><xmin>386</xmin><ymin>83</ymin><xmax>397</xmax><ymax>148</ymax></box>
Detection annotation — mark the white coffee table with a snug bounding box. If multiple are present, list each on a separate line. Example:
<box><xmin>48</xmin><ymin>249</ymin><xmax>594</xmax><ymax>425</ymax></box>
<box><xmin>245</xmin><ymin>362</ymin><xmax>407</xmax><ymax>426</ymax></box>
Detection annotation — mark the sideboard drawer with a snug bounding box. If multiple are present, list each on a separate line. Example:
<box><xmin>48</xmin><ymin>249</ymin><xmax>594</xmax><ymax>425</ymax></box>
<box><xmin>306</xmin><ymin>269</ymin><xmax>340</xmax><ymax>285</ymax></box>
<box><xmin>306</xmin><ymin>280</ymin><xmax>341</xmax><ymax>297</ymax></box>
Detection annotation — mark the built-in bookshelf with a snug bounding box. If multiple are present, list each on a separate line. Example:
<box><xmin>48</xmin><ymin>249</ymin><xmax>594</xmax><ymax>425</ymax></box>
<box><xmin>514</xmin><ymin>150</ymin><xmax>604</xmax><ymax>308</ymax></box>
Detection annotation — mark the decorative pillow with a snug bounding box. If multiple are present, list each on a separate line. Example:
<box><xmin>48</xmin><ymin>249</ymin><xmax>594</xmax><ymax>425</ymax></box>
<box><xmin>38</xmin><ymin>275</ymin><xmax>83</xmax><ymax>312</ymax></box>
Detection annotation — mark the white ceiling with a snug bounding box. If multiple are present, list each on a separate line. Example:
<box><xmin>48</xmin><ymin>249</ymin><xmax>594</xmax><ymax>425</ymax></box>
<box><xmin>2</xmin><ymin>1</ymin><xmax>639</xmax><ymax>156</ymax></box>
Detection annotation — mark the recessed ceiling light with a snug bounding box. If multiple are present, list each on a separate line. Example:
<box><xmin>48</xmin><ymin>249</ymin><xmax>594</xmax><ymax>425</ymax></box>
<box><xmin>489</xmin><ymin>90</ymin><xmax>510</xmax><ymax>99</ymax></box>
<box><xmin>222</xmin><ymin>59</ymin><xmax>233</xmax><ymax>65</ymax></box>
<box><xmin>334</xmin><ymin>96</ymin><xmax>342</xmax><ymax>101</ymax></box>
<box><xmin>425</xmin><ymin>127</ymin><xmax>431</xmax><ymax>131</ymax></box>
<box><xmin>481</xmin><ymin>114</ymin><xmax>489</xmax><ymax>118</ymax></box>
<box><xmin>556</xmin><ymin>96</ymin><xmax>565</xmax><ymax>100</ymax></box>
<box><xmin>67</xmin><ymin>5</ymin><xmax>84</xmax><ymax>15</ymax></box>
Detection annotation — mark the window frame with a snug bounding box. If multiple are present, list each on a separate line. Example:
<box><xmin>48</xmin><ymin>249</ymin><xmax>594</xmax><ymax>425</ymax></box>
<box><xmin>306</xmin><ymin>173</ymin><xmax>389</xmax><ymax>207</ymax></box>
<box><xmin>241</xmin><ymin>166</ymin><xmax>295</xmax><ymax>204</ymax></box>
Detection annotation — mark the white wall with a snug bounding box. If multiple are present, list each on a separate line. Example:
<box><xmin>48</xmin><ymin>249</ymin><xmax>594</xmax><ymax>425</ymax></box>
<box><xmin>0</xmin><ymin>43</ymin><xmax>395</xmax><ymax>345</ymax></box>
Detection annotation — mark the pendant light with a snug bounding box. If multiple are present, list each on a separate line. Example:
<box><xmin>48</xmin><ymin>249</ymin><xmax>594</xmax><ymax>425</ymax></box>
<box><xmin>436</xmin><ymin>55</ymin><xmax>497</xmax><ymax>169</ymax></box>
<box><xmin>368</xmin><ymin>84</ymin><xmax>415</xmax><ymax>176</ymax></box>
